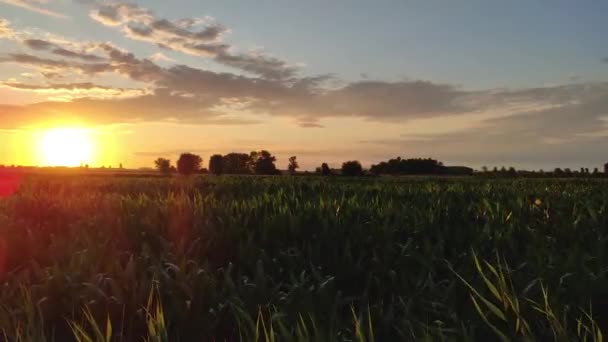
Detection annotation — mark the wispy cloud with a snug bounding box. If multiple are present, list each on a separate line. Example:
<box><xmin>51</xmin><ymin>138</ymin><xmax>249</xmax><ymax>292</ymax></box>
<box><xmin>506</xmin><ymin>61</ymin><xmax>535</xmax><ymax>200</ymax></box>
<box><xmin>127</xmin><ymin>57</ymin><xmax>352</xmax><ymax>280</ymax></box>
<box><xmin>0</xmin><ymin>81</ymin><xmax>148</xmax><ymax>100</ymax></box>
<box><xmin>0</xmin><ymin>0</ymin><xmax>68</xmax><ymax>19</ymax></box>
<box><xmin>89</xmin><ymin>3</ymin><xmax>297</xmax><ymax>79</ymax></box>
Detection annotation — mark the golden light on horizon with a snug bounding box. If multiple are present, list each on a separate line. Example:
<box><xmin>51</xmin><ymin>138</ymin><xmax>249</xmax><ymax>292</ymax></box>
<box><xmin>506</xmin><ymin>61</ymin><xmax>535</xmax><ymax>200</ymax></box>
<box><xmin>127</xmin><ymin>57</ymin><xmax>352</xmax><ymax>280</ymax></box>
<box><xmin>36</xmin><ymin>127</ymin><xmax>96</xmax><ymax>167</ymax></box>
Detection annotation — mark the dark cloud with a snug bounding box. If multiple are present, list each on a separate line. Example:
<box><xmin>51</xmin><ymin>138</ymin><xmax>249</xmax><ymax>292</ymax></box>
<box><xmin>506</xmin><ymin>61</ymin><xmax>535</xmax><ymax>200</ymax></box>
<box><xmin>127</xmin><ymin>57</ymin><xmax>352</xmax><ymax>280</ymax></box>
<box><xmin>22</xmin><ymin>39</ymin><xmax>105</xmax><ymax>62</ymax></box>
<box><xmin>23</xmin><ymin>39</ymin><xmax>54</xmax><ymax>50</ymax></box>
<box><xmin>0</xmin><ymin>53</ymin><xmax>112</xmax><ymax>74</ymax></box>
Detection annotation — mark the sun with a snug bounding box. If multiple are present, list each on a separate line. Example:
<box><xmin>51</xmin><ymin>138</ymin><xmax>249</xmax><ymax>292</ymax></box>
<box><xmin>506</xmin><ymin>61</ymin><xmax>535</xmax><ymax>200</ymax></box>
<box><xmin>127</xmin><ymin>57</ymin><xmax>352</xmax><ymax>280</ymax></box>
<box><xmin>36</xmin><ymin>128</ymin><xmax>95</xmax><ymax>167</ymax></box>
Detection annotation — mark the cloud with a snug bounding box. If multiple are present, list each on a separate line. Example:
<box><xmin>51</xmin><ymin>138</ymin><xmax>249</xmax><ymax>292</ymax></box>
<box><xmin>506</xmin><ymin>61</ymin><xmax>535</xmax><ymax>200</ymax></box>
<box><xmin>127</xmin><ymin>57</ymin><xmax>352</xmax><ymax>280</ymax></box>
<box><xmin>89</xmin><ymin>3</ymin><xmax>298</xmax><ymax>79</ymax></box>
<box><xmin>0</xmin><ymin>0</ymin><xmax>68</xmax><ymax>19</ymax></box>
<box><xmin>357</xmin><ymin>83</ymin><xmax>608</xmax><ymax>167</ymax></box>
<box><xmin>0</xmin><ymin>81</ymin><xmax>148</xmax><ymax>100</ymax></box>
<box><xmin>0</xmin><ymin>53</ymin><xmax>112</xmax><ymax>74</ymax></box>
<box><xmin>149</xmin><ymin>52</ymin><xmax>175</xmax><ymax>63</ymax></box>
<box><xmin>0</xmin><ymin>87</ymin><xmax>262</xmax><ymax>128</ymax></box>
<box><xmin>23</xmin><ymin>39</ymin><xmax>105</xmax><ymax>62</ymax></box>
<box><xmin>0</xmin><ymin>19</ymin><xmax>16</xmax><ymax>39</ymax></box>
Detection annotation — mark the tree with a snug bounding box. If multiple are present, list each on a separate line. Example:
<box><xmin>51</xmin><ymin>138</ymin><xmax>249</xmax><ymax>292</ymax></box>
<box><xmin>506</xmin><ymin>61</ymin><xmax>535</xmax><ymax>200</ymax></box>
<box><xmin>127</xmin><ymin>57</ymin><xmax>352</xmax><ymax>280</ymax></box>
<box><xmin>288</xmin><ymin>156</ymin><xmax>299</xmax><ymax>174</ymax></box>
<box><xmin>321</xmin><ymin>163</ymin><xmax>331</xmax><ymax>176</ymax></box>
<box><xmin>154</xmin><ymin>158</ymin><xmax>172</xmax><ymax>175</ymax></box>
<box><xmin>177</xmin><ymin>153</ymin><xmax>202</xmax><ymax>175</ymax></box>
<box><xmin>369</xmin><ymin>157</ymin><xmax>445</xmax><ymax>175</ymax></box>
<box><xmin>341</xmin><ymin>160</ymin><xmax>363</xmax><ymax>176</ymax></box>
<box><xmin>209</xmin><ymin>154</ymin><xmax>223</xmax><ymax>175</ymax></box>
<box><xmin>222</xmin><ymin>153</ymin><xmax>250</xmax><ymax>174</ymax></box>
<box><xmin>249</xmin><ymin>150</ymin><xmax>278</xmax><ymax>175</ymax></box>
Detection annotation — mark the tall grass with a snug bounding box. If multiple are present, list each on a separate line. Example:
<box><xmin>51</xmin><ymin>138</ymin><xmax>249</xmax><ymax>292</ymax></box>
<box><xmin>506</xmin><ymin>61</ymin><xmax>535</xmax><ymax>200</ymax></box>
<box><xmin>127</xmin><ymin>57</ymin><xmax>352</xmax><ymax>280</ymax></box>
<box><xmin>0</xmin><ymin>175</ymin><xmax>606</xmax><ymax>340</ymax></box>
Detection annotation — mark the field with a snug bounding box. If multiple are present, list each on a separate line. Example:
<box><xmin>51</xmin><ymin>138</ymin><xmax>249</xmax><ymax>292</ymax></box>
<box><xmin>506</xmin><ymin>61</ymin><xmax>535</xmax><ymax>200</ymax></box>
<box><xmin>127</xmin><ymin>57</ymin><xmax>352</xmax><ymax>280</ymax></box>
<box><xmin>0</xmin><ymin>174</ymin><xmax>607</xmax><ymax>341</ymax></box>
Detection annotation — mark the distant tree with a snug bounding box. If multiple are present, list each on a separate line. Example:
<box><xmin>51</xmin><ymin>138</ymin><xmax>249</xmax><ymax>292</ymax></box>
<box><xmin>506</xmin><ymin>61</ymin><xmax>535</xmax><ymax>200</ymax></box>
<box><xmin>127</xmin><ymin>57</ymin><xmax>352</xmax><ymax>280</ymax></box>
<box><xmin>341</xmin><ymin>160</ymin><xmax>363</xmax><ymax>176</ymax></box>
<box><xmin>288</xmin><ymin>156</ymin><xmax>299</xmax><ymax>174</ymax></box>
<box><xmin>554</xmin><ymin>168</ymin><xmax>564</xmax><ymax>176</ymax></box>
<box><xmin>481</xmin><ymin>166</ymin><xmax>488</xmax><ymax>173</ymax></box>
<box><xmin>508</xmin><ymin>167</ymin><xmax>517</xmax><ymax>177</ymax></box>
<box><xmin>492</xmin><ymin>166</ymin><xmax>498</xmax><ymax>173</ymax></box>
<box><xmin>249</xmin><ymin>150</ymin><xmax>278</xmax><ymax>175</ymax></box>
<box><xmin>593</xmin><ymin>167</ymin><xmax>599</xmax><ymax>175</ymax></box>
<box><xmin>222</xmin><ymin>153</ymin><xmax>250</xmax><ymax>174</ymax></box>
<box><xmin>119</xmin><ymin>163</ymin><xmax>123</xmax><ymax>169</ymax></box>
<box><xmin>177</xmin><ymin>153</ymin><xmax>202</xmax><ymax>175</ymax></box>
<box><xmin>564</xmin><ymin>168</ymin><xmax>572</xmax><ymax>176</ymax></box>
<box><xmin>154</xmin><ymin>158</ymin><xmax>172</xmax><ymax>175</ymax></box>
<box><xmin>370</xmin><ymin>157</ymin><xmax>445</xmax><ymax>175</ymax></box>
<box><xmin>320</xmin><ymin>163</ymin><xmax>331</xmax><ymax>176</ymax></box>
<box><xmin>209</xmin><ymin>154</ymin><xmax>224</xmax><ymax>175</ymax></box>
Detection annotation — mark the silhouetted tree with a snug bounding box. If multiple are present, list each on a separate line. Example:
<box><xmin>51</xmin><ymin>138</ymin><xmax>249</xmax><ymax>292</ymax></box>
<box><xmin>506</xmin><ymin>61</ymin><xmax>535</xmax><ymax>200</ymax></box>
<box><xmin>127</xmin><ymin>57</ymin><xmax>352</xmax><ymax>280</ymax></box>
<box><xmin>508</xmin><ymin>167</ymin><xmax>517</xmax><ymax>177</ymax></box>
<box><xmin>593</xmin><ymin>168</ymin><xmax>599</xmax><ymax>175</ymax></box>
<box><xmin>177</xmin><ymin>153</ymin><xmax>202</xmax><ymax>175</ymax></box>
<box><xmin>119</xmin><ymin>163</ymin><xmax>123</xmax><ymax>169</ymax></box>
<box><xmin>481</xmin><ymin>166</ymin><xmax>488</xmax><ymax>173</ymax></box>
<box><xmin>209</xmin><ymin>154</ymin><xmax>223</xmax><ymax>175</ymax></box>
<box><xmin>370</xmin><ymin>157</ymin><xmax>445</xmax><ymax>175</ymax></box>
<box><xmin>154</xmin><ymin>158</ymin><xmax>172</xmax><ymax>175</ymax></box>
<box><xmin>222</xmin><ymin>153</ymin><xmax>250</xmax><ymax>174</ymax></box>
<box><xmin>249</xmin><ymin>150</ymin><xmax>278</xmax><ymax>175</ymax></box>
<box><xmin>288</xmin><ymin>156</ymin><xmax>299</xmax><ymax>174</ymax></box>
<box><xmin>341</xmin><ymin>160</ymin><xmax>363</xmax><ymax>176</ymax></box>
<box><xmin>320</xmin><ymin>163</ymin><xmax>331</xmax><ymax>176</ymax></box>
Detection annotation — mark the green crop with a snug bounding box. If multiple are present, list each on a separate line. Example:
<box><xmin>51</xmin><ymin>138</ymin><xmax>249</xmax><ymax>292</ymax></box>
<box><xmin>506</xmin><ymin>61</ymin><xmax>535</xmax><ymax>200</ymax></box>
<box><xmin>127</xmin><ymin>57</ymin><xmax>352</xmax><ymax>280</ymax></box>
<box><xmin>0</xmin><ymin>175</ymin><xmax>606</xmax><ymax>341</ymax></box>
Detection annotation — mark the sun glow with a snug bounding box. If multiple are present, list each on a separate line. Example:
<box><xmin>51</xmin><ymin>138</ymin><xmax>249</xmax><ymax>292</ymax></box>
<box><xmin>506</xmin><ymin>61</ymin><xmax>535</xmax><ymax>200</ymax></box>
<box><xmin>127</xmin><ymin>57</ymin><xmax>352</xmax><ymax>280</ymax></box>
<box><xmin>36</xmin><ymin>128</ymin><xmax>96</xmax><ymax>167</ymax></box>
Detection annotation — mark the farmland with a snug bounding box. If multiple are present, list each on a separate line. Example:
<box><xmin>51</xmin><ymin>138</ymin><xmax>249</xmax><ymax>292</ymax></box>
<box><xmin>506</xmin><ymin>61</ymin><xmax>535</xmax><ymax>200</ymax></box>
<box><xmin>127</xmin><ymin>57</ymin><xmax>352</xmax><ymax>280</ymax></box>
<box><xmin>0</xmin><ymin>174</ymin><xmax>606</xmax><ymax>341</ymax></box>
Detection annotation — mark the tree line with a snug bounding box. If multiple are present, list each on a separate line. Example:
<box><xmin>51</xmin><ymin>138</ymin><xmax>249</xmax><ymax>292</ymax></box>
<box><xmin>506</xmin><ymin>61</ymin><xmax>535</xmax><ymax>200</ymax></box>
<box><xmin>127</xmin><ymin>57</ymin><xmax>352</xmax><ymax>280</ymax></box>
<box><xmin>155</xmin><ymin>151</ymin><xmax>294</xmax><ymax>176</ymax></box>
<box><xmin>153</xmin><ymin>153</ymin><xmax>470</xmax><ymax>177</ymax></box>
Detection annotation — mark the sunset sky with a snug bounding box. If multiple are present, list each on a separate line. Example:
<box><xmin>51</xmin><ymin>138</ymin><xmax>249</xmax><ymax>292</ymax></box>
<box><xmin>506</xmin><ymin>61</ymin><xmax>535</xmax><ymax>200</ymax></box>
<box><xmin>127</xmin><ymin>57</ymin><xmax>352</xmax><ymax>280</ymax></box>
<box><xmin>1</xmin><ymin>0</ymin><xmax>608</xmax><ymax>170</ymax></box>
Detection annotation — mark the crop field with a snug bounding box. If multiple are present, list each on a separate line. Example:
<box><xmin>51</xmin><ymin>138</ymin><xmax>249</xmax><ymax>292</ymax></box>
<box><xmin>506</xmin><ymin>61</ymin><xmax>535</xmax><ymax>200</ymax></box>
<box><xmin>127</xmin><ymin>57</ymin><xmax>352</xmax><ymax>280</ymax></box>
<box><xmin>0</xmin><ymin>175</ymin><xmax>606</xmax><ymax>341</ymax></box>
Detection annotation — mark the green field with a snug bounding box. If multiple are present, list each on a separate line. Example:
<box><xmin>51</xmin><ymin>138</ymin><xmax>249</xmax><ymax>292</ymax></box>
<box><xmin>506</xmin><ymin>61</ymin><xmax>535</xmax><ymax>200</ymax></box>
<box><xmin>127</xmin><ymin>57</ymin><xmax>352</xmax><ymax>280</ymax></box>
<box><xmin>0</xmin><ymin>175</ymin><xmax>606</xmax><ymax>341</ymax></box>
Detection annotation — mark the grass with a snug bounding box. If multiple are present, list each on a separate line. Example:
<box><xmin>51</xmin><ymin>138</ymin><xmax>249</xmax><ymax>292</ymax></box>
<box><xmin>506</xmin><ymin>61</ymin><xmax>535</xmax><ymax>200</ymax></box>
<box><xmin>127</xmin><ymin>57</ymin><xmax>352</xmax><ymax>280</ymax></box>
<box><xmin>0</xmin><ymin>175</ymin><xmax>606</xmax><ymax>340</ymax></box>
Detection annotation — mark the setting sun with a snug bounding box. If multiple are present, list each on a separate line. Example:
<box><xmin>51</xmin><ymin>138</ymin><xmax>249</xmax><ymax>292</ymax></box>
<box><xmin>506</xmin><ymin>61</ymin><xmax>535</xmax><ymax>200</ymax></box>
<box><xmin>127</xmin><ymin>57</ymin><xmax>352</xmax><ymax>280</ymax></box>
<box><xmin>36</xmin><ymin>128</ymin><xmax>95</xmax><ymax>167</ymax></box>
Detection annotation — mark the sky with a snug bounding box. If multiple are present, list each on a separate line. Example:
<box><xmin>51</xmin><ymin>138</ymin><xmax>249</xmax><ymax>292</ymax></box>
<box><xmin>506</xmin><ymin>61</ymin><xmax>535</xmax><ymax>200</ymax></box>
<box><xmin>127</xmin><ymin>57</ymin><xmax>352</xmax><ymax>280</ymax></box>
<box><xmin>1</xmin><ymin>0</ymin><xmax>608</xmax><ymax>170</ymax></box>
